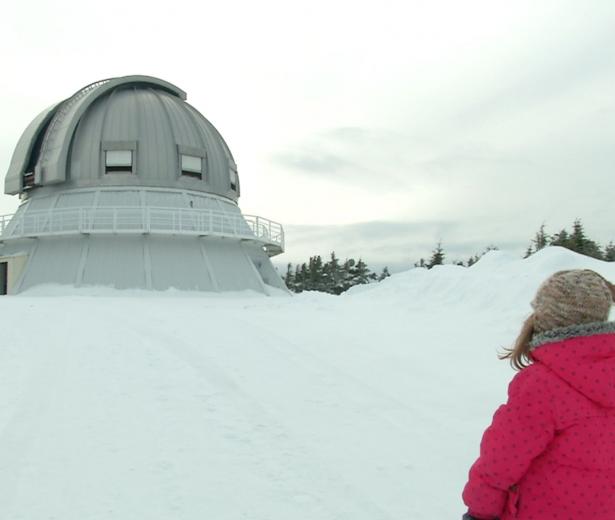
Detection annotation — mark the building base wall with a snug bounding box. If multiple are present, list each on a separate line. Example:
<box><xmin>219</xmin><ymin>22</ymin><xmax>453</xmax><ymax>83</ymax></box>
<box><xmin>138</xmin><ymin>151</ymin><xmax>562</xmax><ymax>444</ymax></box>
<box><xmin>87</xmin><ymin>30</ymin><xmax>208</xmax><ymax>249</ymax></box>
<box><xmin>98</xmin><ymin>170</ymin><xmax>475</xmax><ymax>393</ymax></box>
<box><xmin>0</xmin><ymin>235</ymin><xmax>286</xmax><ymax>295</ymax></box>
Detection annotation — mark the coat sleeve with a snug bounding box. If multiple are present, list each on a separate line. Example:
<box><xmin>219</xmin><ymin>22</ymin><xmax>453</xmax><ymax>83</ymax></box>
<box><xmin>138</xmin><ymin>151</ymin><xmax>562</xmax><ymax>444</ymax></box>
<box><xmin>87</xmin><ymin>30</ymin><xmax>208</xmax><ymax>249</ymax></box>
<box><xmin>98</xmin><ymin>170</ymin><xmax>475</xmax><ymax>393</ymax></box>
<box><xmin>462</xmin><ymin>366</ymin><xmax>555</xmax><ymax>519</ymax></box>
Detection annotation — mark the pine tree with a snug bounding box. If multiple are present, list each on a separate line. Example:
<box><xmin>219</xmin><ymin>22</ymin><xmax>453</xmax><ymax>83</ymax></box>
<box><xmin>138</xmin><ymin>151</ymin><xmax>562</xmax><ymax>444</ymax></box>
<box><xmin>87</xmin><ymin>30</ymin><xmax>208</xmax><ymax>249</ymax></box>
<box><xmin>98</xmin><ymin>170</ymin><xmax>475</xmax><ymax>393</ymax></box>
<box><xmin>466</xmin><ymin>254</ymin><xmax>479</xmax><ymax>267</ymax></box>
<box><xmin>605</xmin><ymin>242</ymin><xmax>615</xmax><ymax>262</ymax></box>
<box><xmin>571</xmin><ymin>219</ymin><xmax>586</xmax><ymax>252</ymax></box>
<box><xmin>427</xmin><ymin>242</ymin><xmax>445</xmax><ymax>269</ymax></box>
<box><xmin>348</xmin><ymin>259</ymin><xmax>371</xmax><ymax>286</ymax></box>
<box><xmin>327</xmin><ymin>252</ymin><xmax>343</xmax><ymax>294</ymax></box>
<box><xmin>284</xmin><ymin>263</ymin><xmax>295</xmax><ymax>291</ymax></box>
<box><xmin>547</xmin><ymin>220</ymin><xmax>604</xmax><ymax>260</ymax></box>
<box><xmin>378</xmin><ymin>266</ymin><xmax>391</xmax><ymax>281</ymax></box>
<box><xmin>523</xmin><ymin>223</ymin><xmax>549</xmax><ymax>259</ymax></box>
<box><xmin>297</xmin><ymin>263</ymin><xmax>308</xmax><ymax>292</ymax></box>
<box><xmin>340</xmin><ymin>258</ymin><xmax>355</xmax><ymax>294</ymax></box>
<box><xmin>533</xmin><ymin>224</ymin><xmax>548</xmax><ymax>252</ymax></box>
<box><xmin>551</xmin><ymin>229</ymin><xmax>572</xmax><ymax>250</ymax></box>
<box><xmin>570</xmin><ymin>219</ymin><xmax>603</xmax><ymax>259</ymax></box>
<box><xmin>307</xmin><ymin>255</ymin><xmax>325</xmax><ymax>291</ymax></box>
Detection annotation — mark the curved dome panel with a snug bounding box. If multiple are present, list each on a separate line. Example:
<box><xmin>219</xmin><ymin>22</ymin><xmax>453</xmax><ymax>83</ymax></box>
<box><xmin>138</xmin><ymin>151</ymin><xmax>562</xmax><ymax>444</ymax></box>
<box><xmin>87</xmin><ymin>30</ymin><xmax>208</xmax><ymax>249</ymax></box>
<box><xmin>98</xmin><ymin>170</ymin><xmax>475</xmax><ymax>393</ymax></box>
<box><xmin>4</xmin><ymin>102</ymin><xmax>61</xmax><ymax>194</ymax></box>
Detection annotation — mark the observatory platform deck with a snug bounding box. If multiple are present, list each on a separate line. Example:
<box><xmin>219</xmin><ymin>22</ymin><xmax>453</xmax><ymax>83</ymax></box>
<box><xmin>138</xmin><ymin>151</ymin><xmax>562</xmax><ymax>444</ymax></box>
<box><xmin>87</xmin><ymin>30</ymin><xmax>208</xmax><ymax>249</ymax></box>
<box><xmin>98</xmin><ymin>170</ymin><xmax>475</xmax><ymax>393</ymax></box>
<box><xmin>0</xmin><ymin>207</ymin><xmax>284</xmax><ymax>256</ymax></box>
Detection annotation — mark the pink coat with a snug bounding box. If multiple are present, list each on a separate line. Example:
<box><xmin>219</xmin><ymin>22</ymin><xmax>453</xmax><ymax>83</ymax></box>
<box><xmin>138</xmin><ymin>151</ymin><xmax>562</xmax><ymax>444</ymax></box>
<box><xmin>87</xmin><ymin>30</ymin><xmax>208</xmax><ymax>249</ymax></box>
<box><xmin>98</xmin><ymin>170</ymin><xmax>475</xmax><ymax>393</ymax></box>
<box><xmin>463</xmin><ymin>322</ymin><xmax>615</xmax><ymax>520</ymax></box>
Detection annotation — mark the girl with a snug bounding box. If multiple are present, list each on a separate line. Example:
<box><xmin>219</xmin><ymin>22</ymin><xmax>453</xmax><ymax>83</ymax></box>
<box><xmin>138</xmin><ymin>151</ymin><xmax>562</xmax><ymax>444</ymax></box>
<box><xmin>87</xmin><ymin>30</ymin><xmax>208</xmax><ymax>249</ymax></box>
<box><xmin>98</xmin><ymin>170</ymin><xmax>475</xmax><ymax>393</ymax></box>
<box><xmin>462</xmin><ymin>269</ymin><xmax>615</xmax><ymax>520</ymax></box>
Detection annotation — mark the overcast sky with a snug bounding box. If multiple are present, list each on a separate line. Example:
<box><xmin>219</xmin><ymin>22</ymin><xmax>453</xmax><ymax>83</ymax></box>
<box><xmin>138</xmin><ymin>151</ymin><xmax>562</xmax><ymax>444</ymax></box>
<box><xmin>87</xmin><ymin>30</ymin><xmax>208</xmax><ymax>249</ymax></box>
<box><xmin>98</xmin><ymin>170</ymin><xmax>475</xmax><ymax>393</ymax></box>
<box><xmin>1</xmin><ymin>0</ymin><xmax>614</xmax><ymax>271</ymax></box>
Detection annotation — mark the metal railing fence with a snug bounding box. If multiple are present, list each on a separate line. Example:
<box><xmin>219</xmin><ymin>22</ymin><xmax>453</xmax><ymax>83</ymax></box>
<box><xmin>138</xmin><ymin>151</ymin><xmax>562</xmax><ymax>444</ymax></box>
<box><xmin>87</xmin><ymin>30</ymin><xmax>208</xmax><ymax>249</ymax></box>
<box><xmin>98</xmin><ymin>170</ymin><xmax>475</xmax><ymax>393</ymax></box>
<box><xmin>0</xmin><ymin>206</ymin><xmax>284</xmax><ymax>254</ymax></box>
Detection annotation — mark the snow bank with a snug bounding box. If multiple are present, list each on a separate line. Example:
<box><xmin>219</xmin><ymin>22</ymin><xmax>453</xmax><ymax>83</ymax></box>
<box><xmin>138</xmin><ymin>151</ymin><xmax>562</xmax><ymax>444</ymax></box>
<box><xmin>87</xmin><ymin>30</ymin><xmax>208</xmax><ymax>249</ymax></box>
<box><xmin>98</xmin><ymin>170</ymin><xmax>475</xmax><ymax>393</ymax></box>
<box><xmin>0</xmin><ymin>247</ymin><xmax>613</xmax><ymax>519</ymax></box>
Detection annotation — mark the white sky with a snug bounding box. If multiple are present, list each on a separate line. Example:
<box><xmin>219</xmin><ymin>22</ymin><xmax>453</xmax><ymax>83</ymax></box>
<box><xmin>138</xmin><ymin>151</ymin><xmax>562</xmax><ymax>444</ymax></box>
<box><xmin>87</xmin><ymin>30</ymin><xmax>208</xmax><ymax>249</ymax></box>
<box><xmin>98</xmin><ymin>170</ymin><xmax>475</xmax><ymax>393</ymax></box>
<box><xmin>1</xmin><ymin>0</ymin><xmax>614</xmax><ymax>271</ymax></box>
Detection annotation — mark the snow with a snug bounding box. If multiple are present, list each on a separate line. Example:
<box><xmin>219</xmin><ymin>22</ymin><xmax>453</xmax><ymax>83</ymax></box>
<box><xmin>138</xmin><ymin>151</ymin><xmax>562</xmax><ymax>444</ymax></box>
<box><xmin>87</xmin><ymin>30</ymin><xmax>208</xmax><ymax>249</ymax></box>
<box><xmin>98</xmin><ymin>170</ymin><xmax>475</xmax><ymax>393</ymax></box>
<box><xmin>0</xmin><ymin>246</ymin><xmax>614</xmax><ymax>519</ymax></box>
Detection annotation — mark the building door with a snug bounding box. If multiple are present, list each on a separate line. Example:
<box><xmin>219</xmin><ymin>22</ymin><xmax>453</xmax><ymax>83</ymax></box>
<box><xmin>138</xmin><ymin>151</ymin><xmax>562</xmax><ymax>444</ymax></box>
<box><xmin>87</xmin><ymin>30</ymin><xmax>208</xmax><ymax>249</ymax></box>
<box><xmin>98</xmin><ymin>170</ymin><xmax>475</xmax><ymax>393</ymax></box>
<box><xmin>0</xmin><ymin>262</ymin><xmax>7</xmax><ymax>295</ymax></box>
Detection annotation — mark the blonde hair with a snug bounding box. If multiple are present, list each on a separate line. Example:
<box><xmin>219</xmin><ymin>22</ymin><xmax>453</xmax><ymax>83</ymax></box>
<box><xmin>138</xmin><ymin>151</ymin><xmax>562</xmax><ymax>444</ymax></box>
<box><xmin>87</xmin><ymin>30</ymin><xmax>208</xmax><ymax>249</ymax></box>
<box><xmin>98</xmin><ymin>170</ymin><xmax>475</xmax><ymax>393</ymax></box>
<box><xmin>499</xmin><ymin>314</ymin><xmax>535</xmax><ymax>370</ymax></box>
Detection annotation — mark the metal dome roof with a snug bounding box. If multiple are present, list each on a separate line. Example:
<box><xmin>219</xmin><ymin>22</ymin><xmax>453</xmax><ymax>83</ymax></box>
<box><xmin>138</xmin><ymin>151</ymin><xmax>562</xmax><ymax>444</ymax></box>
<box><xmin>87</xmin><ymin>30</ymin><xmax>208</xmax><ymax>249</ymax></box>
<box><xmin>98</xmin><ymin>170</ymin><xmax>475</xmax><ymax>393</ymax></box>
<box><xmin>4</xmin><ymin>75</ymin><xmax>239</xmax><ymax>200</ymax></box>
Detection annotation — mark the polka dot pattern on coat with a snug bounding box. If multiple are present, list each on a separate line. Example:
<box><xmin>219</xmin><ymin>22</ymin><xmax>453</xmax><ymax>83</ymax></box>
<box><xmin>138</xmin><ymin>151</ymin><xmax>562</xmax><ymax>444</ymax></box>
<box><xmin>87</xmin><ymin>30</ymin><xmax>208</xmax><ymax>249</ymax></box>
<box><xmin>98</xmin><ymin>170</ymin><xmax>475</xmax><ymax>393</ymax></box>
<box><xmin>462</xmin><ymin>331</ymin><xmax>615</xmax><ymax>520</ymax></box>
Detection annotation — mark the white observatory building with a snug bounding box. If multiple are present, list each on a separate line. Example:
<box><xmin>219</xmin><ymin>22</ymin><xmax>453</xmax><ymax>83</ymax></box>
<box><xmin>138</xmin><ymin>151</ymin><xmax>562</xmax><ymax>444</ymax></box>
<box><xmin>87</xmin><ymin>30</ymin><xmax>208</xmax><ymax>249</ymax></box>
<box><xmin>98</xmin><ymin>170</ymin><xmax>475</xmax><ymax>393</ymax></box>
<box><xmin>0</xmin><ymin>75</ymin><xmax>286</xmax><ymax>295</ymax></box>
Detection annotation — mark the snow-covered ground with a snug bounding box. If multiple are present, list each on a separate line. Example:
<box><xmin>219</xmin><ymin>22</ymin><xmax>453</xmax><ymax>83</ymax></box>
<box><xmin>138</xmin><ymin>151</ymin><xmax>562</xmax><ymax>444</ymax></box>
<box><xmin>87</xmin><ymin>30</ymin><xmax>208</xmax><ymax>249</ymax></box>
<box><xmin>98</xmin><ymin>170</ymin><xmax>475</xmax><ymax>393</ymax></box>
<box><xmin>0</xmin><ymin>247</ymin><xmax>613</xmax><ymax>520</ymax></box>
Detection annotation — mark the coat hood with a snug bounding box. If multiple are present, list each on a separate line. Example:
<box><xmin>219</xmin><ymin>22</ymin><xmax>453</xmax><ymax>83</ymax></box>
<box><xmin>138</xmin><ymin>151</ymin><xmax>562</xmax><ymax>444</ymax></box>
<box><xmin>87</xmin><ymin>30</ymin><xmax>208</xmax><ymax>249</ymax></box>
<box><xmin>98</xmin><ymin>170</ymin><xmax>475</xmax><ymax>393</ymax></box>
<box><xmin>530</xmin><ymin>321</ymin><xmax>615</xmax><ymax>408</ymax></box>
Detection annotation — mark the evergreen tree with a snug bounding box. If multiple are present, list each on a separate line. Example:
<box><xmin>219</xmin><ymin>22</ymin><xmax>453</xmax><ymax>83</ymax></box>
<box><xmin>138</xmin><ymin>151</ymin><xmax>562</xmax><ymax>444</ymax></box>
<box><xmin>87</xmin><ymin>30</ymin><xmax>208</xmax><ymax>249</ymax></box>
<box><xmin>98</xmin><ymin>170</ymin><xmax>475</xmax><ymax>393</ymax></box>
<box><xmin>533</xmin><ymin>224</ymin><xmax>548</xmax><ymax>251</ymax></box>
<box><xmin>466</xmin><ymin>254</ymin><xmax>480</xmax><ymax>267</ymax></box>
<box><xmin>550</xmin><ymin>229</ymin><xmax>572</xmax><ymax>250</ymax></box>
<box><xmin>326</xmin><ymin>252</ymin><xmax>343</xmax><ymax>294</ymax></box>
<box><xmin>307</xmin><ymin>255</ymin><xmax>325</xmax><ymax>291</ymax></box>
<box><xmin>605</xmin><ymin>242</ymin><xmax>615</xmax><ymax>262</ymax></box>
<box><xmin>297</xmin><ymin>263</ymin><xmax>308</xmax><ymax>292</ymax></box>
<box><xmin>523</xmin><ymin>224</ymin><xmax>547</xmax><ymax>258</ymax></box>
<box><xmin>284</xmin><ymin>263</ymin><xmax>295</xmax><ymax>291</ymax></box>
<box><xmin>570</xmin><ymin>219</ymin><xmax>603</xmax><ymax>259</ymax></box>
<box><xmin>547</xmin><ymin>220</ymin><xmax>604</xmax><ymax>260</ymax></box>
<box><xmin>571</xmin><ymin>219</ymin><xmax>586</xmax><ymax>251</ymax></box>
<box><xmin>352</xmin><ymin>259</ymin><xmax>371</xmax><ymax>285</ymax></box>
<box><xmin>427</xmin><ymin>242</ymin><xmax>445</xmax><ymax>269</ymax></box>
<box><xmin>378</xmin><ymin>266</ymin><xmax>391</xmax><ymax>281</ymax></box>
<box><xmin>463</xmin><ymin>246</ymin><xmax>498</xmax><ymax>266</ymax></box>
<box><xmin>340</xmin><ymin>258</ymin><xmax>355</xmax><ymax>294</ymax></box>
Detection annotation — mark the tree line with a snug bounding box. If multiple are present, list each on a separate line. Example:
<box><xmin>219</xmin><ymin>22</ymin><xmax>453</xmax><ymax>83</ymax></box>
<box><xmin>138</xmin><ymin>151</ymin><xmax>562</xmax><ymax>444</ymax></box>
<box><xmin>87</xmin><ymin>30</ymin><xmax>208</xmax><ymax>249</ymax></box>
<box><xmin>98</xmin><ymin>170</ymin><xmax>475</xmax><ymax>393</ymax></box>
<box><xmin>524</xmin><ymin>219</ymin><xmax>614</xmax><ymax>261</ymax></box>
<box><xmin>283</xmin><ymin>253</ymin><xmax>391</xmax><ymax>294</ymax></box>
<box><xmin>415</xmin><ymin>219</ymin><xmax>614</xmax><ymax>270</ymax></box>
<box><xmin>284</xmin><ymin>219</ymin><xmax>613</xmax><ymax>294</ymax></box>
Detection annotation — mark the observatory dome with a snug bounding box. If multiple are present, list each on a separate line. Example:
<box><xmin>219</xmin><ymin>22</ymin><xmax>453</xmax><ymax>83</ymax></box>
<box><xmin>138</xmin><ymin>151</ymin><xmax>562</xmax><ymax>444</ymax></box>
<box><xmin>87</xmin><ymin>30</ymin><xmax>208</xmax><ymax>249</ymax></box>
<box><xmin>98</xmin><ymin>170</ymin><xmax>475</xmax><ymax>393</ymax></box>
<box><xmin>0</xmin><ymin>76</ymin><xmax>285</xmax><ymax>295</ymax></box>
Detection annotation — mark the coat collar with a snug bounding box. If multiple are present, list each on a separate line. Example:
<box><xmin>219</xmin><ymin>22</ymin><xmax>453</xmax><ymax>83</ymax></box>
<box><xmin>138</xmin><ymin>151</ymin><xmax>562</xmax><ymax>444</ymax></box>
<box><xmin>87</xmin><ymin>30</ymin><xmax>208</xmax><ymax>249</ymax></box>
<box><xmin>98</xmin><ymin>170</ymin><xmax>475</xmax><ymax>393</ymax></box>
<box><xmin>530</xmin><ymin>320</ymin><xmax>615</xmax><ymax>349</ymax></box>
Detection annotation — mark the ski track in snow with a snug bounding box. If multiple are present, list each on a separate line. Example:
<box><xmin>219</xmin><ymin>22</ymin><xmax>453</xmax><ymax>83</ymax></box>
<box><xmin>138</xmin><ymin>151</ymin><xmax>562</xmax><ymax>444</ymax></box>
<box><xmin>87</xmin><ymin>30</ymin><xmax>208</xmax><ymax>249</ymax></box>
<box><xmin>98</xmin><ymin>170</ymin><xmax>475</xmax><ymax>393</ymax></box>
<box><xmin>0</xmin><ymin>248</ymin><xmax>614</xmax><ymax>519</ymax></box>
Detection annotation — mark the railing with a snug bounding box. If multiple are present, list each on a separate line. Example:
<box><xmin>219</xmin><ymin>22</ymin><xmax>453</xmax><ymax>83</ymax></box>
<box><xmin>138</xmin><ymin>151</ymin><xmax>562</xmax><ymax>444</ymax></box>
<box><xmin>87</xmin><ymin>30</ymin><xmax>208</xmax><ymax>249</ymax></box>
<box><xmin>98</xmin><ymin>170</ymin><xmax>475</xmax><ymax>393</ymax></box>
<box><xmin>0</xmin><ymin>206</ymin><xmax>284</xmax><ymax>255</ymax></box>
<box><xmin>0</xmin><ymin>214</ymin><xmax>11</xmax><ymax>236</ymax></box>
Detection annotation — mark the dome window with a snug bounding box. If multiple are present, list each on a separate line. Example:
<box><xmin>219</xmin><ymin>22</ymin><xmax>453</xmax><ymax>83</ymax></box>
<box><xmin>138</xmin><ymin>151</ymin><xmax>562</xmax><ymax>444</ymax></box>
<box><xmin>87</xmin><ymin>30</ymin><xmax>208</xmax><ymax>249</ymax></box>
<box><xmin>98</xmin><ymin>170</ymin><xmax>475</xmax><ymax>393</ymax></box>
<box><xmin>103</xmin><ymin>141</ymin><xmax>137</xmax><ymax>175</ymax></box>
<box><xmin>230</xmin><ymin>167</ymin><xmax>238</xmax><ymax>192</ymax></box>
<box><xmin>181</xmin><ymin>155</ymin><xmax>203</xmax><ymax>179</ymax></box>
<box><xmin>177</xmin><ymin>145</ymin><xmax>206</xmax><ymax>181</ymax></box>
<box><xmin>105</xmin><ymin>151</ymin><xmax>133</xmax><ymax>174</ymax></box>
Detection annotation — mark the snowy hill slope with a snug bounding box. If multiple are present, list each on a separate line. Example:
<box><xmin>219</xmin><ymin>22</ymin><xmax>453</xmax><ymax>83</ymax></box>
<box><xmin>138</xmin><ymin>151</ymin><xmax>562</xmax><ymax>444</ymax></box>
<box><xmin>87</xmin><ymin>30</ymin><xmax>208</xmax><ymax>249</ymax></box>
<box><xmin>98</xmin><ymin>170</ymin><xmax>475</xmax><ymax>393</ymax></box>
<box><xmin>0</xmin><ymin>246</ymin><xmax>613</xmax><ymax>520</ymax></box>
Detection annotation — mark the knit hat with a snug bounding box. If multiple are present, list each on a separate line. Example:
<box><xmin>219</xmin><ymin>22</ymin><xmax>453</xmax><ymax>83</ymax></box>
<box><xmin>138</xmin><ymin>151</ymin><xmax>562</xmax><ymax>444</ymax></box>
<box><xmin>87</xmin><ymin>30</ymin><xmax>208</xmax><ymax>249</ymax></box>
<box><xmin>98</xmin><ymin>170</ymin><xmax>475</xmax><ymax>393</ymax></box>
<box><xmin>531</xmin><ymin>269</ymin><xmax>613</xmax><ymax>334</ymax></box>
